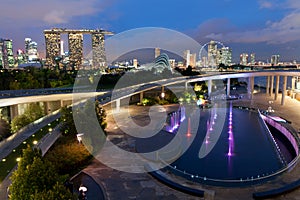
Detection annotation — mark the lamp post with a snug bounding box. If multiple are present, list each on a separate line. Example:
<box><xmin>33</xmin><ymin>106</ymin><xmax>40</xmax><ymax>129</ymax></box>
<box><xmin>76</xmin><ymin>133</ymin><xmax>84</xmax><ymax>143</ymax></box>
<box><xmin>161</xmin><ymin>92</ymin><xmax>165</xmax><ymax>100</ymax></box>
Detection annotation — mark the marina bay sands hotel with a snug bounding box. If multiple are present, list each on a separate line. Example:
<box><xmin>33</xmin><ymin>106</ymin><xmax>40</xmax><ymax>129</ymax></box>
<box><xmin>44</xmin><ymin>28</ymin><xmax>113</xmax><ymax>69</ymax></box>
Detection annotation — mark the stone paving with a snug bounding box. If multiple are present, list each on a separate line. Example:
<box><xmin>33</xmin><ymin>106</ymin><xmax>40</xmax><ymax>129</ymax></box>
<box><xmin>83</xmin><ymin>93</ymin><xmax>300</xmax><ymax>200</ymax></box>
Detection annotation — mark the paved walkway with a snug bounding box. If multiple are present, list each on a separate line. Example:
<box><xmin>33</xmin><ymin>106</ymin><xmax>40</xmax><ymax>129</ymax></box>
<box><xmin>83</xmin><ymin>93</ymin><xmax>300</xmax><ymax>200</ymax></box>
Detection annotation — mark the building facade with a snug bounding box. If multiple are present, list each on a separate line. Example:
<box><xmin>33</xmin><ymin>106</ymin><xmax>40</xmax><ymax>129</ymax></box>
<box><xmin>0</xmin><ymin>39</ymin><xmax>14</xmax><ymax>68</ymax></box>
<box><xmin>44</xmin><ymin>28</ymin><xmax>113</xmax><ymax>70</ymax></box>
<box><xmin>240</xmin><ymin>53</ymin><xmax>249</xmax><ymax>65</ymax></box>
<box><xmin>208</xmin><ymin>41</ymin><xmax>218</xmax><ymax>66</ymax></box>
<box><xmin>271</xmin><ymin>54</ymin><xmax>280</xmax><ymax>65</ymax></box>
<box><xmin>217</xmin><ymin>47</ymin><xmax>232</xmax><ymax>66</ymax></box>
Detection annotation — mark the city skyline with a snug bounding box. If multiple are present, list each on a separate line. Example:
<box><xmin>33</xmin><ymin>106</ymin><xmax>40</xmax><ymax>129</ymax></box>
<box><xmin>0</xmin><ymin>0</ymin><xmax>300</xmax><ymax>62</ymax></box>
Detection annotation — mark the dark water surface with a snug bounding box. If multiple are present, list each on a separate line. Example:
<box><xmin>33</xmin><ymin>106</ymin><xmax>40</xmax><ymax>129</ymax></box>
<box><xmin>171</xmin><ymin>106</ymin><xmax>285</xmax><ymax>182</ymax></box>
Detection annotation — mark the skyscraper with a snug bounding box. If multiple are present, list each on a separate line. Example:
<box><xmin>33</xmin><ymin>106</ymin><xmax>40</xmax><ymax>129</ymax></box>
<box><xmin>44</xmin><ymin>28</ymin><xmax>113</xmax><ymax>69</ymax></box>
<box><xmin>44</xmin><ymin>30</ymin><xmax>61</xmax><ymax>67</ymax></box>
<box><xmin>68</xmin><ymin>33</ymin><xmax>83</xmax><ymax>68</ymax></box>
<box><xmin>0</xmin><ymin>38</ymin><xmax>14</xmax><ymax>68</ymax></box>
<box><xmin>16</xmin><ymin>49</ymin><xmax>26</xmax><ymax>65</ymax></box>
<box><xmin>183</xmin><ymin>50</ymin><xmax>190</xmax><ymax>67</ymax></box>
<box><xmin>92</xmin><ymin>33</ymin><xmax>106</xmax><ymax>70</ymax></box>
<box><xmin>217</xmin><ymin>47</ymin><xmax>232</xmax><ymax>66</ymax></box>
<box><xmin>24</xmin><ymin>38</ymin><xmax>31</xmax><ymax>60</ymax></box>
<box><xmin>155</xmin><ymin>48</ymin><xmax>161</xmax><ymax>59</ymax></box>
<box><xmin>27</xmin><ymin>40</ymin><xmax>39</xmax><ymax>62</ymax></box>
<box><xmin>240</xmin><ymin>53</ymin><xmax>249</xmax><ymax>65</ymax></box>
<box><xmin>250</xmin><ymin>53</ymin><xmax>255</xmax><ymax>65</ymax></box>
<box><xmin>208</xmin><ymin>41</ymin><xmax>218</xmax><ymax>66</ymax></box>
<box><xmin>189</xmin><ymin>53</ymin><xmax>197</xmax><ymax>67</ymax></box>
<box><xmin>271</xmin><ymin>55</ymin><xmax>280</xmax><ymax>65</ymax></box>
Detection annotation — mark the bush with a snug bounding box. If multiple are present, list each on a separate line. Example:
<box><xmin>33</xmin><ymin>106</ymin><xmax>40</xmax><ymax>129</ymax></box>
<box><xmin>0</xmin><ymin>118</ymin><xmax>11</xmax><ymax>141</ymax></box>
<box><xmin>141</xmin><ymin>97</ymin><xmax>156</xmax><ymax>106</ymax></box>
<box><xmin>9</xmin><ymin>146</ymin><xmax>74</xmax><ymax>200</ymax></box>
<box><xmin>45</xmin><ymin>135</ymin><xmax>92</xmax><ymax>176</ymax></box>
<box><xmin>11</xmin><ymin>103</ymin><xmax>44</xmax><ymax>133</ymax></box>
<box><xmin>11</xmin><ymin>114</ymin><xmax>31</xmax><ymax>133</ymax></box>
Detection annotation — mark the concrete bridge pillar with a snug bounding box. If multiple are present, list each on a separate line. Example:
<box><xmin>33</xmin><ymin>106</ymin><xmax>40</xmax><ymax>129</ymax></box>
<box><xmin>139</xmin><ymin>92</ymin><xmax>144</xmax><ymax>104</ymax></box>
<box><xmin>281</xmin><ymin>76</ymin><xmax>287</xmax><ymax>105</ymax></box>
<box><xmin>9</xmin><ymin>104</ymin><xmax>19</xmax><ymax>120</ymax></box>
<box><xmin>266</xmin><ymin>76</ymin><xmax>270</xmax><ymax>95</ymax></box>
<box><xmin>207</xmin><ymin>79</ymin><xmax>212</xmax><ymax>97</ymax></box>
<box><xmin>227</xmin><ymin>78</ymin><xmax>231</xmax><ymax>96</ymax></box>
<box><xmin>292</xmin><ymin>77</ymin><xmax>296</xmax><ymax>91</ymax></box>
<box><xmin>44</xmin><ymin>101</ymin><xmax>63</xmax><ymax>114</ymax></box>
<box><xmin>43</xmin><ymin>101</ymin><xmax>50</xmax><ymax>115</ymax></box>
<box><xmin>270</xmin><ymin>75</ymin><xmax>274</xmax><ymax>96</ymax></box>
<box><xmin>275</xmin><ymin>75</ymin><xmax>280</xmax><ymax>100</ymax></box>
<box><xmin>248</xmin><ymin>76</ymin><xmax>254</xmax><ymax>100</ymax></box>
<box><xmin>115</xmin><ymin>99</ymin><xmax>120</xmax><ymax>113</ymax></box>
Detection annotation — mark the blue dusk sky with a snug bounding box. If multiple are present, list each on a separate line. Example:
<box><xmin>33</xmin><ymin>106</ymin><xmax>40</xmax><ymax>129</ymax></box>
<box><xmin>0</xmin><ymin>0</ymin><xmax>300</xmax><ymax>63</ymax></box>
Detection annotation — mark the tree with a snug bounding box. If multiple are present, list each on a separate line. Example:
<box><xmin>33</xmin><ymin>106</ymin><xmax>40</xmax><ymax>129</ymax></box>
<box><xmin>0</xmin><ymin>118</ymin><xmax>11</xmax><ymax>141</ymax></box>
<box><xmin>60</xmin><ymin>106</ymin><xmax>77</xmax><ymax>135</ymax></box>
<box><xmin>11</xmin><ymin>114</ymin><xmax>31</xmax><ymax>133</ymax></box>
<box><xmin>10</xmin><ymin>103</ymin><xmax>44</xmax><ymax>133</ymax></box>
<box><xmin>60</xmin><ymin>101</ymin><xmax>107</xmax><ymax>136</ymax></box>
<box><xmin>24</xmin><ymin>103</ymin><xmax>43</xmax><ymax>122</ymax></box>
<box><xmin>9</xmin><ymin>146</ymin><xmax>73</xmax><ymax>200</ymax></box>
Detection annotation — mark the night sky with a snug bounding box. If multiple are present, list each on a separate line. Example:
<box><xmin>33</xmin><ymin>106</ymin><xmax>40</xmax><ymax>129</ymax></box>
<box><xmin>1</xmin><ymin>0</ymin><xmax>300</xmax><ymax>63</ymax></box>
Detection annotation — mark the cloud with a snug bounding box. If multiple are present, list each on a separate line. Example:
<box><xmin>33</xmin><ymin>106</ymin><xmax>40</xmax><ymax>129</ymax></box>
<box><xmin>189</xmin><ymin>18</ymin><xmax>237</xmax><ymax>45</ymax></box>
<box><xmin>285</xmin><ymin>0</ymin><xmax>300</xmax><ymax>9</ymax></box>
<box><xmin>44</xmin><ymin>10</ymin><xmax>68</xmax><ymax>24</ymax></box>
<box><xmin>203</xmin><ymin>2</ymin><xmax>300</xmax><ymax>44</ymax></box>
<box><xmin>0</xmin><ymin>0</ymin><xmax>114</xmax><ymax>26</ymax></box>
<box><xmin>258</xmin><ymin>0</ymin><xmax>274</xmax><ymax>9</ymax></box>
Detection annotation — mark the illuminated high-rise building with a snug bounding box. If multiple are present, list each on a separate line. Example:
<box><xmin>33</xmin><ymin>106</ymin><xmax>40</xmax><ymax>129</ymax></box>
<box><xmin>217</xmin><ymin>47</ymin><xmax>232</xmax><ymax>66</ymax></box>
<box><xmin>68</xmin><ymin>33</ymin><xmax>83</xmax><ymax>68</ymax></box>
<box><xmin>250</xmin><ymin>53</ymin><xmax>255</xmax><ymax>65</ymax></box>
<box><xmin>24</xmin><ymin>38</ymin><xmax>31</xmax><ymax>60</ymax></box>
<box><xmin>44</xmin><ymin>28</ymin><xmax>113</xmax><ymax>69</ymax></box>
<box><xmin>24</xmin><ymin>38</ymin><xmax>39</xmax><ymax>62</ymax></box>
<box><xmin>183</xmin><ymin>50</ymin><xmax>190</xmax><ymax>67</ymax></box>
<box><xmin>169</xmin><ymin>59</ymin><xmax>176</xmax><ymax>68</ymax></box>
<box><xmin>155</xmin><ymin>48</ymin><xmax>161</xmax><ymax>59</ymax></box>
<box><xmin>271</xmin><ymin>54</ymin><xmax>280</xmax><ymax>65</ymax></box>
<box><xmin>240</xmin><ymin>53</ymin><xmax>249</xmax><ymax>65</ymax></box>
<box><xmin>208</xmin><ymin>40</ymin><xmax>218</xmax><ymax>66</ymax></box>
<box><xmin>133</xmin><ymin>58</ymin><xmax>138</xmax><ymax>68</ymax></box>
<box><xmin>44</xmin><ymin>30</ymin><xmax>61</xmax><ymax>67</ymax></box>
<box><xmin>16</xmin><ymin>49</ymin><xmax>26</xmax><ymax>65</ymax></box>
<box><xmin>92</xmin><ymin>33</ymin><xmax>106</xmax><ymax>70</ymax></box>
<box><xmin>0</xmin><ymin>39</ymin><xmax>15</xmax><ymax>68</ymax></box>
<box><xmin>189</xmin><ymin>53</ymin><xmax>196</xmax><ymax>67</ymax></box>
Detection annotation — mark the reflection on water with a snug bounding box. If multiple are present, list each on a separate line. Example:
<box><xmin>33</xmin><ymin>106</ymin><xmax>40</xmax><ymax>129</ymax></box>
<box><xmin>171</xmin><ymin>104</ymin><xmax>287</xmax><ymax>182</ymax></box>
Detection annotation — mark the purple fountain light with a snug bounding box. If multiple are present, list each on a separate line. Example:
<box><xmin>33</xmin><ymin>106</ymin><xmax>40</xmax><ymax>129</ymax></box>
<box><xmin>227</xmin><ymin>102</ymin><xmax>234</xmax><ymax>157</ymax></box>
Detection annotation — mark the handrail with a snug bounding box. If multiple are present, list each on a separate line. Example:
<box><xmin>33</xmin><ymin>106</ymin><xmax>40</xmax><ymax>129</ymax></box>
<box><xmin>257</xmin><ymin>109</ymin><xmax>287</xmax><ymax>166</ymax></box>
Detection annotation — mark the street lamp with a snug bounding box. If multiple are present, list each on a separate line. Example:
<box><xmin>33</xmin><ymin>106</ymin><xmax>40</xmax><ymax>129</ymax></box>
<box><xmin>161</xmin><ymin>92</ymin><xmax>165</xmax><ymax>99</ymax></box>
<box><xmin>76</xmin><ymin>133</ymin><xmax>84</xmax><ymax>143</ymax></box>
